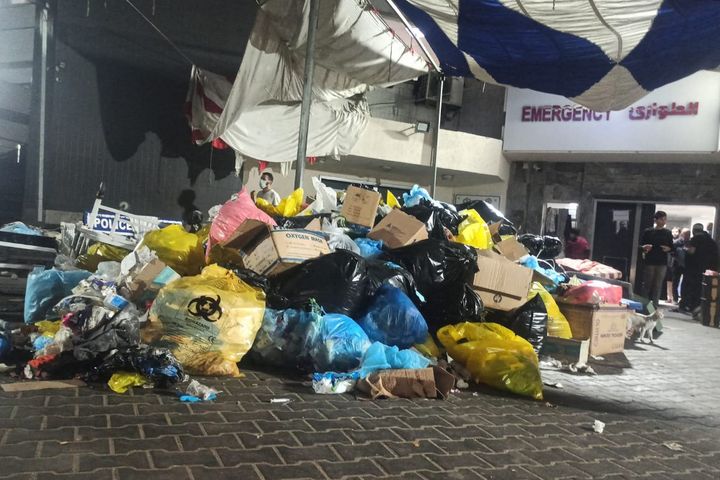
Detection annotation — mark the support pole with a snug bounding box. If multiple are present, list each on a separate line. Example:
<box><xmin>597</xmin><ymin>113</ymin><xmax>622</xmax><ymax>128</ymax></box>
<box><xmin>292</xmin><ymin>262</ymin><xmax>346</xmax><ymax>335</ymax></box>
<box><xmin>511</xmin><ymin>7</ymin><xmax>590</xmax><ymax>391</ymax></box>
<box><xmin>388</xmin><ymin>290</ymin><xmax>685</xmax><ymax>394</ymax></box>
<box><xmin>294</xmin><ymin>0</ymin><xmax>320</xmax><ymax>189</ymax></box>
<box><xmin>430</xmin><ymin>73</ymin><xmax>444</xmax><ymax>197</ymax></box>
<box><xmin>37</xmin><ymin>3</ymin><xmax>51</xmax><ymax>223</ymax></box>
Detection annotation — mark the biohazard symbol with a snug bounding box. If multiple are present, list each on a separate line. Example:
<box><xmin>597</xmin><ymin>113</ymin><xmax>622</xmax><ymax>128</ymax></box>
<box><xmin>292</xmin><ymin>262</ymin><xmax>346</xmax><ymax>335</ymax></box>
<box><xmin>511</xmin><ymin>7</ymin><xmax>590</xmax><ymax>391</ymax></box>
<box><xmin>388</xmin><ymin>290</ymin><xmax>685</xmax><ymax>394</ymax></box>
<box><xmin>187</xmin><ymin>295</ymin><xmax>223</xmax><ymax>322</ymax></box>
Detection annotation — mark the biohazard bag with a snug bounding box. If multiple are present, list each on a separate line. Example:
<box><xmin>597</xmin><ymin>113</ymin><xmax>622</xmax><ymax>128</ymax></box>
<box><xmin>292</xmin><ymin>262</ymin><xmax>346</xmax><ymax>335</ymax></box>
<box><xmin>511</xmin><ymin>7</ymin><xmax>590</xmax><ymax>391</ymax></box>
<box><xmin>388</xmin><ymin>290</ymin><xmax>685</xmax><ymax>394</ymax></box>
<box><xmin>437</xmin><ymin>322</ymin><xmax>543</xmax><ymax>400</ymax></box>
<box><xmin>144</xmin><ymin>265</ymin><xmax>265</xmax><ymax>376</ymax></box>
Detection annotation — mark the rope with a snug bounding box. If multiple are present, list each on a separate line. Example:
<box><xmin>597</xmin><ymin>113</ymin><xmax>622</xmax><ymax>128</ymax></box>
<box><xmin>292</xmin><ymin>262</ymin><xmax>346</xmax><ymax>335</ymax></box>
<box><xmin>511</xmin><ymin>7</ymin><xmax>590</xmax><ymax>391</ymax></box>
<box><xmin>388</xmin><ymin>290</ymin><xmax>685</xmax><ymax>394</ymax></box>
<box><xmin>124</xmin><ymin>0</ymin><xmax>194</xmax><ymax>65</ymax></box>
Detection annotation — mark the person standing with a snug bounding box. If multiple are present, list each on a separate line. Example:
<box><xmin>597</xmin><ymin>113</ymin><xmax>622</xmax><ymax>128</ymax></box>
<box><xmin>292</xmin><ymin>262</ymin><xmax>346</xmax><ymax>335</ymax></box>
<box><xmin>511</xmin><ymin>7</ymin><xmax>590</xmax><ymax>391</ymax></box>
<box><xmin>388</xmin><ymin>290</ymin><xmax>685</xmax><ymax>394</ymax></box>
<box><xmin>252</xmin><ymin>172</ymin><xmax>281</xmax><ymax>207</ymax></box>
<box><xmin>680</xmin><ymin>223</ymin><xmax>720</xmax><ymax>315</ymax></box>
<box><xmin>671</xmin><ymin>228</ymin><xmax>691</xmax><ymax>303</ymax></box>
<box><xmin>664</xmin><ymin>227</ymin><xmax>680</xmax><ymax>303</ymax></box>
<box><xmin>564</xmin><ymin>228</ymin><xmax>590</xmax><ymax>259</ymax></box>
<box><xmin>640</xmin><ymin>211</ymin><xmax>673</xmax><ymax>308</ymax></box>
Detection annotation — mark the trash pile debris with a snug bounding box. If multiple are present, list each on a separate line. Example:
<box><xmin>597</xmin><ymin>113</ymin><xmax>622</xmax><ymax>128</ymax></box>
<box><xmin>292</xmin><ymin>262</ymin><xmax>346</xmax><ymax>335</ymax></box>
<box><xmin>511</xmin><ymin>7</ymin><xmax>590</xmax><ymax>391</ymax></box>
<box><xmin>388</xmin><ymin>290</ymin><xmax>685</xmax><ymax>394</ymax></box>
<box><xmin>0</xmin><ymin>177</ymin><xmax>642</xmax><ymax>401</ymax></box>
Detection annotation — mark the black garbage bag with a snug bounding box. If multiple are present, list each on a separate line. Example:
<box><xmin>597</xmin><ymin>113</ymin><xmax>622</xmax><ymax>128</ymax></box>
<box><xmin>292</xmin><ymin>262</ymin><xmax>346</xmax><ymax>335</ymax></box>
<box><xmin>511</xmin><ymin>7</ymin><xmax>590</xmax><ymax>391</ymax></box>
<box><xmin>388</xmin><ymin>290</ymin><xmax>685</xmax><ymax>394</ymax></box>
<box><xmin>381</xmin><ymin>239</ymin><xmax>483</xmax><ymax>331</ymax></box>
<box><xmin>267</xmin><ymin>250</ymin><xmax>369</xmax><ymax>318</ymax></box>
<box><xmin>517</xmin><ymin>234</ymin><xmax>544</xmax><ymax>257</ymax></box>
<box><xmin>273</xmin><ymin>213</ymin><xmax>330</xmax><ymax>230</ymax></box>
<box><xmin>506</xmin><ymin>294</ymin><xmax>548</xmax><ymax>354</ymax></box>
<box><xmin>454</xmin><ymin>199</ymin><xmax>512</xmax><ymax>226</ymax></box>
<box><xmin>540</xmin><ymin>236</ymin><xmax>563</xmax><ymax>260</ymax></box>
<box><xmin>402</xmin><ymin>199</ymin><xmax>463</xmax><ymax>239</ymax></box>
<box><xmin>72</xmin><ymin>306</ymin><xmax>141</xmax><ymax>361</ymax></box>
<box><xmin>91</xmin><ymin>345</ymin><xmax>184</xmax><ymax>388</ymax></box>
<box><xmin>498</xmin><ymin>224</ymin><xmax>518</xmax><ymax>236</ymax></box>
<box><xmin>365</xmin><ymin>260</ymin><xmax>421</xmax><ymax>304</ymax></box>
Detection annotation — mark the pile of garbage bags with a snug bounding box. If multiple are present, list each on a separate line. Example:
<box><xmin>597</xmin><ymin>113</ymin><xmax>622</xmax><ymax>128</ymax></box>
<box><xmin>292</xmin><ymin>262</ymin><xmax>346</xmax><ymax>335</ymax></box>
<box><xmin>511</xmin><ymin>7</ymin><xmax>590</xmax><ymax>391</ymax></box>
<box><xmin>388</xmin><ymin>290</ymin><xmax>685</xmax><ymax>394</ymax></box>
<box><xmin>2</xmin><ymin>176</ymin><xmax>591</xmax><ymax>402</ymax></box>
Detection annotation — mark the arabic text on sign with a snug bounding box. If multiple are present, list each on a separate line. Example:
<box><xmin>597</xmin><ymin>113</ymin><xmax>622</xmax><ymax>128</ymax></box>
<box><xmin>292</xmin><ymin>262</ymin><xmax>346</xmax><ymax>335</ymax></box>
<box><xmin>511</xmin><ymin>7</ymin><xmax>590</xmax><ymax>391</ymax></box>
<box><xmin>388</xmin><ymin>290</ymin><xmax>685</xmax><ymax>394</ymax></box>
<box><xmin>628</xmin><ymin>101</ymin><xmax>699</xmax><ymax>120</ymax></box>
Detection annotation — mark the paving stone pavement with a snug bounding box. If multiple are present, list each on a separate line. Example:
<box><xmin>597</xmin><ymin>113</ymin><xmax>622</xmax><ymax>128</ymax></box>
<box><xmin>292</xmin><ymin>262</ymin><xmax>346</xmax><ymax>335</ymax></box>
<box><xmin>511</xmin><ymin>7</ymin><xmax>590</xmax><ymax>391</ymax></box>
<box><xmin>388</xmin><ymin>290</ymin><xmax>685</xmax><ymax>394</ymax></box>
<box><xmin>0</xmin><ymin>310</ymin><xmax>719</xmax><ymax>479</ymax></box>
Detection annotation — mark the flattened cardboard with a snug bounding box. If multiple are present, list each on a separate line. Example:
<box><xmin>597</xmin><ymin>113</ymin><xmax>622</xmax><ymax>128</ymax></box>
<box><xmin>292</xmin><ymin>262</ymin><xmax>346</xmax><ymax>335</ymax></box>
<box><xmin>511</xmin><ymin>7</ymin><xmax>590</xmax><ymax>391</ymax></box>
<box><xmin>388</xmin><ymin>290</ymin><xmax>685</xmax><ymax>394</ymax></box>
<box><xmin>2</xmin><ymin>379</ymin><xmax>86</xmax><ymax>392</ymax></box>
<box><xmin>473</xmin><ymin>249</ymin><xmax>533</xmax><ymax>311</ymax></box>
<box><xmin>224</xmin><ymin>221</ymin><xmax>331</xmax><ymax>277</ymax></box>
<box><xmin>494</xmin><ymin>237</ymin><xmax>528</xmax><ymax>262</ymax></box>
<box><xmin>341</xmin><ymin>186</ymin><xmax>381</xmax><ymax>228</ymax></box>
<box><xmin>368</xmin><ymin>209</ymin><xmax>428</xmax><ymax>249</ymax></box>
<box><xmin>358</xmin><ymin>366</ymin><xmax>455</xmax><ymax>399</ymax></box>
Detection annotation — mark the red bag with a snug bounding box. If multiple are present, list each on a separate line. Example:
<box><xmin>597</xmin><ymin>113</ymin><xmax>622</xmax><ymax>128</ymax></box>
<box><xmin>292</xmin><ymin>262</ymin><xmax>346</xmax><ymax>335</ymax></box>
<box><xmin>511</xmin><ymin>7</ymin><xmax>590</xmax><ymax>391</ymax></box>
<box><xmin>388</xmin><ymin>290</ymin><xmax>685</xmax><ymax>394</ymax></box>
<box><xmin>562</xmin><ymin>280</ymin><xmax>622</xmax><ymax>305</ymax></box>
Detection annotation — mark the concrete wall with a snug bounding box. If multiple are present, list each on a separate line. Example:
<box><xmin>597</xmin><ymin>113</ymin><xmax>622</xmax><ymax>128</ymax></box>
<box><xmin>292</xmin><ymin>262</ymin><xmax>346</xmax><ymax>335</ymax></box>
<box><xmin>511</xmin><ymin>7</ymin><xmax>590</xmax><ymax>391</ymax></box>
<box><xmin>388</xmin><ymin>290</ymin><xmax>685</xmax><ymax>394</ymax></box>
<box><xmin>505</xmin><ymin>161</ymin><xmax>720</xmax><ymax>242</ymax></box>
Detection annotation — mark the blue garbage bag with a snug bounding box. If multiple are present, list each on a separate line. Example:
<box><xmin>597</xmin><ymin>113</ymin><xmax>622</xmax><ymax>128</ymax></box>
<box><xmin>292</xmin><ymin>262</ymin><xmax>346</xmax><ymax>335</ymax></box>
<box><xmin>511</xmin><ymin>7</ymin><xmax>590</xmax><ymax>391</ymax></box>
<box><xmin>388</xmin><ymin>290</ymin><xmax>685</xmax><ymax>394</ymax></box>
<box><xmin>519</xmin><ymin>256</ymin><xmax>565</xmax><ymax>292</ymax></box>
<box><xmin>250</xmin><ymin>306</ymin><xmax>319</xmax><ymax>368</ymax></box>
<box><xmin>358</xmin><ymin>285</ymin><xmax>428</xmax><ymax>349</ymax></box>
<box><xmin>402</xmin><ymin>185</ymin><xmax>433</xmax><ymax>208</ymax></box>
<box><xmin>357</xmin><ymin>342</ymin><xmax>431</xmax><ymax>378</ymax></box>
<box><xmin>0</xmin><ymin>334</ymin><xmax>11</xmax><ymax>358</ymax></box>
<box><xmin>24</xmin><ymin>267</ymin><xmax>92</xmax><ymax>324</ymax></box>
<box><xmin>305</xmin><ymin>313</ymin><xmax>371</xmax><ymax>372</ymax></box>
<box><xmin>355</xmin><ymin>238</ymin><xmax>384</xmax><ymax>258</ymax></box>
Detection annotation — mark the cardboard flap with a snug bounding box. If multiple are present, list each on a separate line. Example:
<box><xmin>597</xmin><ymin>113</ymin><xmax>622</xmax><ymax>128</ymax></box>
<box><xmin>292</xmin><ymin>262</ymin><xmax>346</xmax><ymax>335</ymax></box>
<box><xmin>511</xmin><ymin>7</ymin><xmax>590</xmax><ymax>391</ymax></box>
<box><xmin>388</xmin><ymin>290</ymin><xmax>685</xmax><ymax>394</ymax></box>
<box><xmin>222</xmin><ymin>219</ymin><xmax>272</xmax><ymax>250</ymax></box>
<box><xmin>494</xmin><ymin>237</ymin><xmax>529</xmax><ymax>262</ymax></box>
<box><xmin>368</xmin><ymin>209</ymin><xmax>428</xmax><ymax>249</ymax></box>
<box><xmin>432</xmin><ymin>366</ymin><xmax>456</xmax><ymax>399</ymax></box>
<box><xmin>341</xmin><ymin>186</ymin><xmax>382</xmax><ymax>228</ymax></box>
<box><xmin>475</xmin><ymin>250</ymin><xmax>532</xmax><ymax>298</ymax></box>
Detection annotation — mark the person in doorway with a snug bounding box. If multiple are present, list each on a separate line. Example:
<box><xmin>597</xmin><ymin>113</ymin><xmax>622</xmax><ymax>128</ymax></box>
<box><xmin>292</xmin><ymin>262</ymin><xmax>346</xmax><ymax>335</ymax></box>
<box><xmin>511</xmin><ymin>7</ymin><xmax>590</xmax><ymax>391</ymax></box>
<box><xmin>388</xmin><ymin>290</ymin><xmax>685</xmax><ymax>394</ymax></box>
<box><xmin>671</xmin><ymin>228</ymin><xmax>691</xmax><ymax>304</ymax></box>
<box><xmin>252</xmin><ymin>172</ymin><xmax>281</xmax><ymax>207</ymax></box>
<box><xmin>564</xmin><ymin>228</ymin><xmax>590</xmax><ymax>259</ymax></box>
<box><xmin>664</xmin><ymin>227</ymin><xmax>681</xmax><ymax>303</ymax></box>
<box><xmin>680</xmin><ymin>223</ymin><xmax>719</xmax><ymax>316</ymax></box>
<box><xmin>639</xmin><ymin>211</ymin><xmax>673</xmax><ymax>308</ymax></box>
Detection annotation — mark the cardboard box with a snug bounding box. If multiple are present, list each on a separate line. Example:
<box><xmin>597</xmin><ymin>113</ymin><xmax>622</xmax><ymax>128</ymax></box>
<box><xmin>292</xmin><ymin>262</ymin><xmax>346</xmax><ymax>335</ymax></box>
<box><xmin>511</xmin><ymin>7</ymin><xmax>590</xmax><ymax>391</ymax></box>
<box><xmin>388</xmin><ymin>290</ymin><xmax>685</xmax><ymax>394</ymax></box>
<box><xmin>341</xmin><ymin>186</ymin><xmax>382</xmax><ymax>228</ymax></box>
<box><xmin>472</xmin><ymin>249</ymin><xmax>533</xmax><ymax>311</ymax></box>
<box><xmin>357</xmin><ymin>366</ymin><xmax>455</xmax><ymax>399</ymax></box>
<box><xmin>125</xmin><ymin>259</ymin><xmax>180</xmax><ymax>302</ymax></box>
<box><xmin>493</xmin><ymin>237</ymin><xmax>528</xmax><ymax>262</ymax></box>
<box><xmin>557</xmin><ymin>299</ymin><xmax>628</xmax><ymax>356</ymax></box>
<box><xmin>368</xmin><ymin>209</ymin><xmax>428</xmax><ymax>249</ymax></box>
<box><xmin>541</xmin><ymin>337</ymin><xmax>590</xmax><ymax>365</ymax></box>
<box><xmin>223</xmin><ymin>220</ymin><xmax>330</xmax><ymax>276</ymax></box>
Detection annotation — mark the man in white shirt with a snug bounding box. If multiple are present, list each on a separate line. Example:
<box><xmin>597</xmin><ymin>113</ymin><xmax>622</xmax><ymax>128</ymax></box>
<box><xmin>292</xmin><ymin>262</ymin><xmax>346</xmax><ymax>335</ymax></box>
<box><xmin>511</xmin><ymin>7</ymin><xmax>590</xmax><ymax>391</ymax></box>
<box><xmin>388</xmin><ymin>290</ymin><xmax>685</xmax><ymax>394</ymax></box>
<box><xmin>253</xmin><ymin>172</ymin><xmax>281</xmax><ymax>207</ymax></box>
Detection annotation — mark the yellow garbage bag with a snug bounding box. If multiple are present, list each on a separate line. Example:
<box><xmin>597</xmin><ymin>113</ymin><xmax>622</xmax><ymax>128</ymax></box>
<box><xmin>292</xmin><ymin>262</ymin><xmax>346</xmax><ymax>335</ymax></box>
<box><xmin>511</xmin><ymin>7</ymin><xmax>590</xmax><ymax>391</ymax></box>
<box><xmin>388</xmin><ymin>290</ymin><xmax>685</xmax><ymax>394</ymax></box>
<box><xmin>139</xmin><ymin>225</ymin><xmax>205</xmax><ymax>276</ymax></box>
<box><xmin>36</xmin><ymin>320</ymin><xmax>61</xmax><ymax>337</ymax></box>
<box><xmin>144</xmin><ymin>265</ymin><xmax>265</xmax><ymax>377</ymax></box>
<box><xmin>456</xmin><ymin>209</ymin><xmax>492</xmax><ymax>250</ymax></box>
<box><xmin>529</xmin><ymin>282</ymin><xmax>572</xmax><ymax>339</ymax></box>
<box><xmin>108</xmin><ymin>371</ymin><xmax>148</xmax><ymax>394</ymax></box>
<box><xmin>386</xmin><ymin>191</ymin><xmax>400</xmax><ymax>209</ymax></box>
<box><xmin>437</xmin><ymin>322</ymin><xmax>543</xmax><ymax>400</ymax></box>
<box><xmin>414</xmin><ymin>335</ymin><xmax>442</xmax><ymax>359</ymax></box>
<box><xmin>256</xmin><ymin>188</ymin><xmax>304</xmax><ymax>217</ymax></box>
<box><xmin>77</xmin><ymin>242</ymin><xmax>130</xmax><ymax>272</ymax></box>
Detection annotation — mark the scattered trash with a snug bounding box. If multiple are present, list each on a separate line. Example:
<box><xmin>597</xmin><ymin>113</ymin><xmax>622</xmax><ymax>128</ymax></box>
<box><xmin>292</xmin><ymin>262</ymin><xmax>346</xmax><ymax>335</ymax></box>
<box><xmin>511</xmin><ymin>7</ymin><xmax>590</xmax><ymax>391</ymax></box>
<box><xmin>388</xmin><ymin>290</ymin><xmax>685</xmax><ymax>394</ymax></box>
<box><xmin>591</xmin><ymin>355</ymin><xmax>605</xmax><ymax>361</ymax></box>
<box><xmin>593</xmin><ymin>420</ymin><xmax>605</xmax><ymax>433</ymax></box>
<box><xmin>185</xmin><ymin>379</ymin><xmax>219</xmax><ymax>401</ymax></box>
<box><xmin>312</xmin><ymin>372</ymin><xmax>359</xmax><ymax>394</ymax></box>
<box><xmin>663</xmin><ymin>442</ymin><xmax>684</xmax><ymax>452</ymax></box>
<box><xmin>269</xmin><ymin>398</ymin><xmax>292</xmax><ymax>404</ymax></box>
<box><xmin>456</xmin><ymin>379</ymin><xmax>469</xmax><ymax>389</ymax></box>
<box><xmin>544</xmin><ymin>381</ymin><xmax>564</xmax><ymax>389</ymax></box>
<box><xmin>107</xmin><ymin>371</ymin><xmax>148</xmax><ymax>394</ymax></box>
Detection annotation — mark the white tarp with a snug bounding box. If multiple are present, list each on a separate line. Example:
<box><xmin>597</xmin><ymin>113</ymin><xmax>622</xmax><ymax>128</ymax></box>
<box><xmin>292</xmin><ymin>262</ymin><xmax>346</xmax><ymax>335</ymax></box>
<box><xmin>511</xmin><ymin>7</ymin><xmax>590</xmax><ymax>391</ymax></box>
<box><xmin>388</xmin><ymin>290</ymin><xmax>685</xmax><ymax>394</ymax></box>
<box><xmin>188</xmin><ymin>0</ymin><xmax>429</xmax><ymax>165</ymax></box>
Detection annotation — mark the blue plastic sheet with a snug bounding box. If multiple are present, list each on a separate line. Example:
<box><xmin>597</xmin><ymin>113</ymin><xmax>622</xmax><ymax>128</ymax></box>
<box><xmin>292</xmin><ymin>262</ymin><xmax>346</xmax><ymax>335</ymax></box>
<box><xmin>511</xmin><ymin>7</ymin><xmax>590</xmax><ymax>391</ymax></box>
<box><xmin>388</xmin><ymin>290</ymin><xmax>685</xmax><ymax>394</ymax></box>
<box><xmin>520</xmin><ymin>256</ymin><xmax>565</xmax><ymax>291</ymax></box>
<box><xmin>358</xmin><ymin>285</ymin><xmax>428</xmax><ymax>349</ymax></box>
<box><xmin>402</xmin><ymin>185</ymin><xmax>433</xmax><ymax>208</ymax></box>
<box><xmin>355</xmin><ymin>238</ymin><xmax>384</xmax><ymax>258</ymax></box>
<box><xmin>357</xmin><ymin>342</ymin><xmax>431</xmax><ymax>378</ymax></box>
<box><xmin>304</xmin><ymin>313</ymin><xmax>371</xmax><ymax>372</ymax></box>
<box><xmin>24</xmin><ymin>268</ymin><xmax>92</xmax><ymax>324</ymax></box>
<box><xmin>0</xmin><ymin>222</ymin><xmax>43</xmax><ymax>236</ymax></box>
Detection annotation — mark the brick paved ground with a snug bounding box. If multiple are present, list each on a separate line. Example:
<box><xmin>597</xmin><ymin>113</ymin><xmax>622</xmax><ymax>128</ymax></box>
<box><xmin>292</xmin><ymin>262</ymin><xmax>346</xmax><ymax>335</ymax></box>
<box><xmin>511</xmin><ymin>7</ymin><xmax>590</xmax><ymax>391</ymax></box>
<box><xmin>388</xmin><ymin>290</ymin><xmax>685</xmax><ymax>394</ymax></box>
<box><xmin>0</xmin><ymin>309</ymin><xmax>719</xmax><ymax>479</ymax></box>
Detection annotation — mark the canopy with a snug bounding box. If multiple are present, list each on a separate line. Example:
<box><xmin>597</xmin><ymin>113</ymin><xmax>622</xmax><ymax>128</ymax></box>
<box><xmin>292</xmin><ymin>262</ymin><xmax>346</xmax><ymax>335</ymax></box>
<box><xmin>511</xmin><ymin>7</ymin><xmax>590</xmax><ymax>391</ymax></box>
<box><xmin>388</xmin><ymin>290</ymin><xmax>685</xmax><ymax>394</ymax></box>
<box><xmin>189</xmin><ymin>0</ymin><xmax>429</xmax><ymax>165</ymax></box>
<box><xmin>390</xmin><ymin>0</ymin><xmax>720</xmax><ymax>110</ymax></box>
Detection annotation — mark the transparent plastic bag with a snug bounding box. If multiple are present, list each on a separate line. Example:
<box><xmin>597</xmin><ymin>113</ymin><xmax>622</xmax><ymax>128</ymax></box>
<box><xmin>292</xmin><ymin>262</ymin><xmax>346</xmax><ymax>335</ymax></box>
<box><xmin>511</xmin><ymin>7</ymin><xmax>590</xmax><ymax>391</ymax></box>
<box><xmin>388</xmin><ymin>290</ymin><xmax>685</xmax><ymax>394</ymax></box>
<box><xmin>529</xmin><ymin>282</ymin><xmax>572</xmax><ymax>339</ymax></box>
<box><xmin>144</xmin><ymin>265</ymin><xmax>265</xmax><ymax>376</ymax></box>
<box><xmin>456</xmin><ymin>209</ymin><xmax>492</xmax><ymax>250</ymax></box>
<box><xmin>437</xmin><ymin>322</ymin><xmax>543</xmax><ymax>400</ymax></box>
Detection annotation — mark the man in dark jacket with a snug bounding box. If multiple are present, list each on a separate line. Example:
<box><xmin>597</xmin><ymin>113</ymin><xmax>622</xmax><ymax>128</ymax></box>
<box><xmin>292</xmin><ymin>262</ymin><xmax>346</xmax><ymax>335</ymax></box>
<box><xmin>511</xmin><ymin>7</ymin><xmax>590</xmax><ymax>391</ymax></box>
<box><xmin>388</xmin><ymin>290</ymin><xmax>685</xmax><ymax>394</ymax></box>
<box><xmin>681</xmin><ymin>223</ymin><xmax>720</xmax><ymax>315</ymax></box>
<box><xmin>640</xmin><ymin>211</ymin><xmax>674</xmax><ymax>308</ymax></box>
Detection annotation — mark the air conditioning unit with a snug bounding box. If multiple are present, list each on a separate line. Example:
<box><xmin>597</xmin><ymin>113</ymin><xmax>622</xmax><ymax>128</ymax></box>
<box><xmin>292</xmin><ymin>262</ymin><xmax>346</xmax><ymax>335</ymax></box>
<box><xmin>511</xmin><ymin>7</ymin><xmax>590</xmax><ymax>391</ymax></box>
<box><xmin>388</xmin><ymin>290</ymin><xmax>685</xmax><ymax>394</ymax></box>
<box><xmin>417</xmin><ymin>75</ymin><xmax>464</xmax><ymax>109</ymax></box>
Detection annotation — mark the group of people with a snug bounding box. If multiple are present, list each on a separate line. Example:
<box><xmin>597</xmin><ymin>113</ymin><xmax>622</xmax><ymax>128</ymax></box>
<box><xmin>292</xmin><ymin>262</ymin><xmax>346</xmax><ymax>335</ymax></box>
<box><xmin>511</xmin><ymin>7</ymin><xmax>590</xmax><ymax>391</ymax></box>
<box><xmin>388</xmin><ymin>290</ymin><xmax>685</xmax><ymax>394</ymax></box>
<box><xmin>641</xmin><ymin>211</ymin><xmax>719</xmax><ymax>314</ymax></box>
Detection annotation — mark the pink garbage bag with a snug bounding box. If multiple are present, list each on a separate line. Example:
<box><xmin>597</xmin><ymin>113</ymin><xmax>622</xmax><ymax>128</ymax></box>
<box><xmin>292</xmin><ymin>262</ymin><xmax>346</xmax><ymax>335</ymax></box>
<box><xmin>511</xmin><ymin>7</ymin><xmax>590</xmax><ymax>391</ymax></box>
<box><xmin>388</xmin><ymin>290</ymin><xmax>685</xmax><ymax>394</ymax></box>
<box><xmin>208</xmin><ymin>189</ymin><xmax>276</xmax><ymax>254</ymax></box>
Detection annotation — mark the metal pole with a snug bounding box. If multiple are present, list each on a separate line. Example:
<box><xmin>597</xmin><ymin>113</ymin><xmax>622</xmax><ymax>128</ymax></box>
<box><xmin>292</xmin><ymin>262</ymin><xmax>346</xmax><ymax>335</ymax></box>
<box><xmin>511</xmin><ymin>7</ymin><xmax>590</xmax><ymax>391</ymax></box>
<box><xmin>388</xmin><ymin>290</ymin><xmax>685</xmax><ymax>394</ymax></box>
<box><xmin>37</xmin><ymin>3</ymin><xmax>50</xmax><ymax>223</ymax></box>
<box><xmin>430</xmin><ymin>73</ymin><xmax>444</xmax><ymax>197</ymax></box>
<box><xmin>384</xmin><ymin>0</ymin><xmax>441</xmax><ymax>73</ymax></box>
<box><xmin>294</xmin><ymin>0</ymin><xmax>320</xmax><ymax>189</ymax></box>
